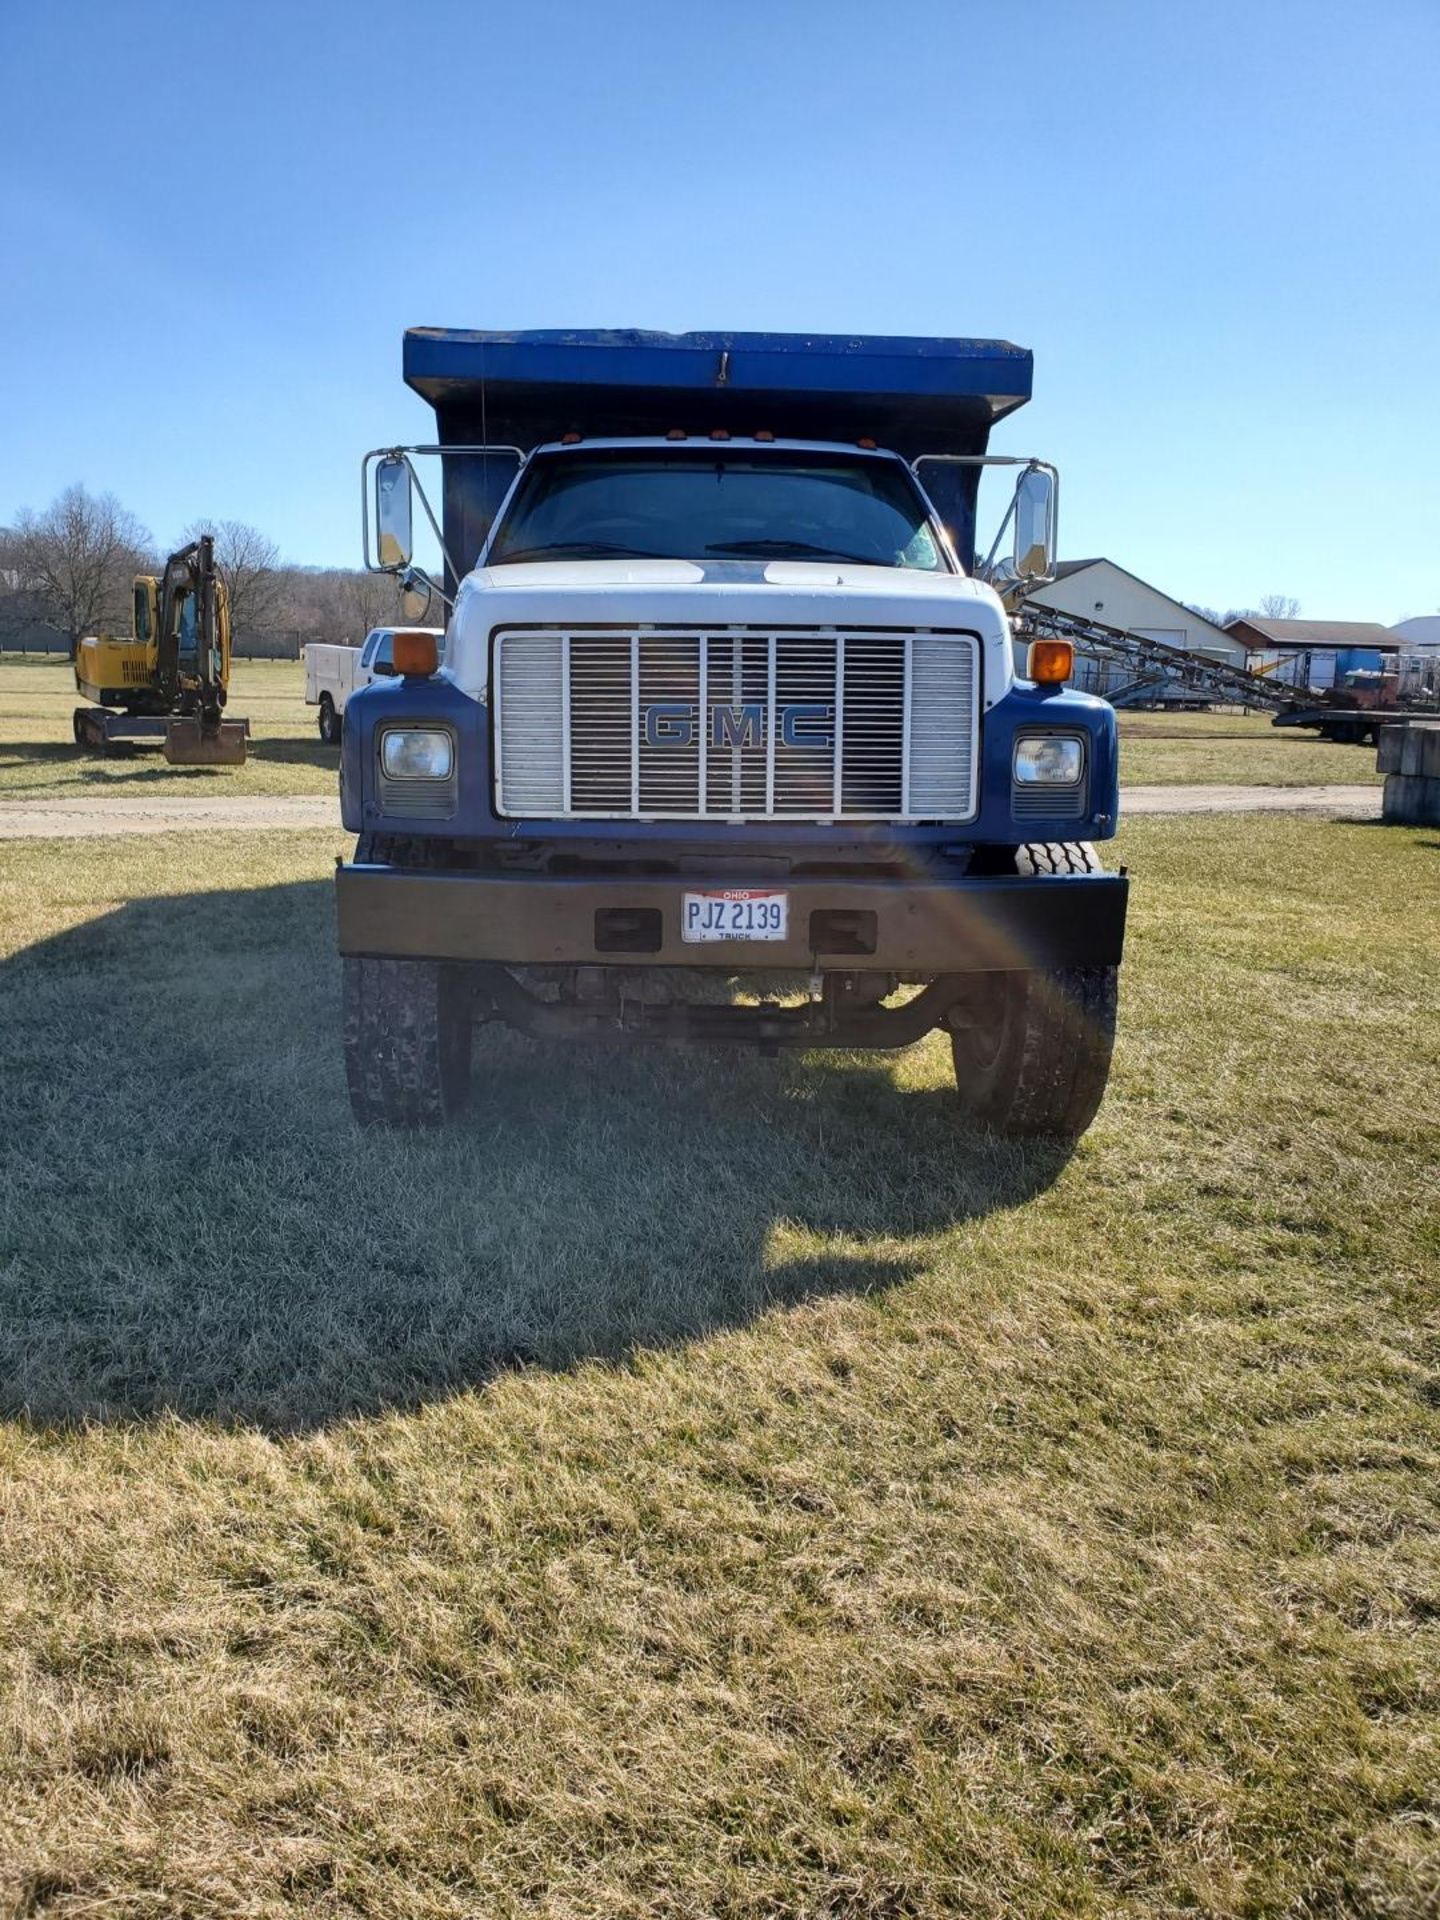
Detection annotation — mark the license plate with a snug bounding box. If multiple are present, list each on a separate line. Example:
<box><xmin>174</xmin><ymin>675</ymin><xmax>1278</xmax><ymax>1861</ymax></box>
<box><xmin>681</xmin><ymin>889</ymin><xmax>789</xmax><ymax>943</ymax></box>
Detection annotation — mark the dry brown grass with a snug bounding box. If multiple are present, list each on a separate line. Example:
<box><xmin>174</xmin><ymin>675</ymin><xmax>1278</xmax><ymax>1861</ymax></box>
<box><xmin>0</xmin><ymin>815</ymin><xmax>1437</xmax><ymax>1916</ymax></box>
<box><xmin>0</xmin><ymin>658</ymin><xmax>335</xmax><ymax>798</ymax></box>
<box><xmin>1116</xmin><ymin>709</ymin><xmax>1384</xmax><ymax>787</ymax></box>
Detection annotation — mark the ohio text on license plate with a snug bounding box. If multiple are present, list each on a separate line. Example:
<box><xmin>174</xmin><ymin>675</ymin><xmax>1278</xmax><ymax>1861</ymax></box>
<box><xmin>681</xmin><ymin>889</ymin><xmax>789</xmax><ymax>942</ymax></box>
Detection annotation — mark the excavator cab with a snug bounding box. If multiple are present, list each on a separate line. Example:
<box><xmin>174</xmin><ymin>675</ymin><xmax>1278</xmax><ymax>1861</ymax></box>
<box><xmin>133</xmin><ymin>575</ymin><xmax>158</xmax><ymax>649</ymax></box>
<box><xmin>72</xmin><ymin>534</ymin><xmax>248</xmax><ymax>765</ymax></box>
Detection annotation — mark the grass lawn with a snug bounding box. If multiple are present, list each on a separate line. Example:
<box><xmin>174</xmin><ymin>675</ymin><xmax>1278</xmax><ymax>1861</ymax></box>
<box><xmin>0</xmin><ymin>657</ymin><xmax>337</xmax><ymax>798</ymax></box>
<box><xmin>0</xmin><ymin>816</ymin><xmax>1436</xmax><ymax>1915</ymax></box>
<box><xmin>1115</xmin><ymin>709</ymin><xmax>1384</xmax><ymax>788</ymax></box>
<box><xmin>2</xmin><ymin>656</ymin><xmax>1383</xmax><ymax>802</ymax></box>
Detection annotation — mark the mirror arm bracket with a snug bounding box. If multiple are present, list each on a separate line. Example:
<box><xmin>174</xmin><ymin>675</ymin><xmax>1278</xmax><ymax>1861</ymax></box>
<box><xmin>911</xmin><ymin>454</ymin><xmax>1059</xmax><ymax>590</ymax></box>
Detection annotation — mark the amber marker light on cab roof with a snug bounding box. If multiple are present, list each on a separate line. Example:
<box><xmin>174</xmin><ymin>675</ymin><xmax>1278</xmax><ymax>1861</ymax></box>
<box><xmin>560</xmin><ymin>431</ymin><xmax>582</xmax><ymax>444</ymax></box>
<box><xmin>666</xmin><ymin>428</ymin><xmax>687</xmax><ymax>440</ymax></box>
<box><xmin>753</xmin><ymin>429</ymin><xmax>775</xmax><ymax>441</ymax></box>
<box><xmin>1027</xmin><ymin>639</ymin><xmax>1074</xmax><ymax>685</ymax></box>
<box><xmin>393</xmin><ymin>630</ymin><xmax>439</xmax><ymax>677</ymax></box>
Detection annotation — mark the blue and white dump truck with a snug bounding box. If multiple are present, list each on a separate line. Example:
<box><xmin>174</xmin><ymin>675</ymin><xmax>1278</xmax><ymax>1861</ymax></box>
<box><xmin>336</xmin><ymin>330</ymin><xmax>1127</xmax><ymax>1134</ymax></box>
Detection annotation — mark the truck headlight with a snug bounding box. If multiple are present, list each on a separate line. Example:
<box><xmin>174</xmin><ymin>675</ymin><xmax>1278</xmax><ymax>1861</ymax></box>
<box><xmin>381</xmin><ymin>728</ymin><xmax>454</xmax><ymax>779</ymax></box>
<box><xmin>1014</xmin><ymin>735</ymin><xmax>1085</xmax><ymax>785</ymax></box>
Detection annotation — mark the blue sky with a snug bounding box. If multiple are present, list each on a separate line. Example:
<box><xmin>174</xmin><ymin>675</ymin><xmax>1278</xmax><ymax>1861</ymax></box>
<box><xmin>2</xmin><ymin>0</ymin><xmax>1436</xmax><ymax>622</ymax></box>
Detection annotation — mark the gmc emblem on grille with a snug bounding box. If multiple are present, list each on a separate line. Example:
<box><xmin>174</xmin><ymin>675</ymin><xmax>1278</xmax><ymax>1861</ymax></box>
<box><xmin>644</xmin><ymin>701</ymin><xmax>835</xmax><ymax>750</ymax></box>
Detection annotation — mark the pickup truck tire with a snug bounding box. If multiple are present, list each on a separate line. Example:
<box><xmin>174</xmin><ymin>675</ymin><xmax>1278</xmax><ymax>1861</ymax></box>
<box><xmin>949</xmin><ymin>842</ymin><xmax>1117</xmax><ymax>1140</ymax></box>
<box><xmin>318</xmin><ymin>695</ymin><xmax>341</xmax><ymax>745</ymax></box>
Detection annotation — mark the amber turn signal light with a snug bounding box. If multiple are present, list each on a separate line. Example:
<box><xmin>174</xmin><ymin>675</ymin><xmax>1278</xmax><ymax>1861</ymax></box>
<box><xmin>393</xmin><ymin>630</ymin><xmax>439</xmax><ymax>677</ymax></box>
<box><xmin>1027</xmin><ymin>639</ymin><xmax>1074</xmax><ymax>685</ymax></box>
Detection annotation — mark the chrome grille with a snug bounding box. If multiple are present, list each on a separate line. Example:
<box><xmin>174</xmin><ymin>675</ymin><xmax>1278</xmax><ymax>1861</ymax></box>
<box><xmin>494</xmin><ymin>627</ymin><xmax>978</xmax><ymax>822</ymax></box>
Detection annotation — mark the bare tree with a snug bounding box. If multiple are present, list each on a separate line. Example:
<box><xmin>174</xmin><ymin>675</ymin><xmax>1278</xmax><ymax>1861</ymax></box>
<box><xmin>333</xmin><ymin>568</ymin><xmax>406</xmax><ymax>642</ymax></box>
<box><xmin>181</xmin><ymin>517</ymin><xmax>282</xmax><ymax>637</ymax></box>
<box><xmin>1258</xmin><ymin>593</ymin><xmax>1301</xmax><ymax>620</ymax></box>
<box><xmin>10</xmin><ymin>485</ymin><xmax>154</xmax><ymax>656</ymax></box>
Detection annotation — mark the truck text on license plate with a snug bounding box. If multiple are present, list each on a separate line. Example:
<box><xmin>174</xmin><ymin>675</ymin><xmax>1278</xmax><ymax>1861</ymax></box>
<box><xmin>681</xmin><ymin>890</ymin><xmax>789</xmax><ymax>942</ymax></box>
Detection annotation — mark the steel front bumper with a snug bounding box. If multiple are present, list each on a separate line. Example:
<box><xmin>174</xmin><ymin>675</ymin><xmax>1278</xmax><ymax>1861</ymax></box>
<box><xmin>335</xmin><ymin>865</ymin><xmax>1128</xmax><ymax>973</ymax></box>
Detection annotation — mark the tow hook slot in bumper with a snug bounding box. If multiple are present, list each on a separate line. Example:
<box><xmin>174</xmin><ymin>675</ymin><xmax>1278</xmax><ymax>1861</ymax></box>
<box><xmin>808</xmin><ymin>908</ymin><xmax>877</xmax><ymax>955</ymax></box>
<box><xmin>594</xmin><ymin>907</ymin><xmax>663</xmax><ymax>953</ymax></box>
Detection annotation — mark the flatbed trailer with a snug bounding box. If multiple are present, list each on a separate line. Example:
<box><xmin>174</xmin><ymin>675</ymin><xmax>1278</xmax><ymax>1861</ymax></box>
<box><xmin>1270</xmin><ymin>706</ymin><xmax>1440</xmax><ymax>746</ymax></box>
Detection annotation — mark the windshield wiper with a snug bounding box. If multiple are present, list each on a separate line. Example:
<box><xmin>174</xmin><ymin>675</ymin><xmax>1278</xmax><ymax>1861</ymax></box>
<box><xmin>489</xmin><ymin>542</ymin><xmax>666</xmax><ymax>564</ymax></box>
<box><xmin>705</xmin><ymin>539</ymin><xmax>886</xmax><ymax>565</ymax></box>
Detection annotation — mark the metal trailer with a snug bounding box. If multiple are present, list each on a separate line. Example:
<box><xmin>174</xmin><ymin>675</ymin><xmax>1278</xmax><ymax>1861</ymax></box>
<box><xmin>1016</xmin><ymin>603</ymin><xmax>1440</xmax><ymax>742</ymax></box>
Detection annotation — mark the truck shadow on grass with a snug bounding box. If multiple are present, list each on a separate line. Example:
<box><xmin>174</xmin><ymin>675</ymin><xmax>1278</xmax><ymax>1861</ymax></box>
<box><xmin>0</xmin><ymin>879</ymin><xmax>1072</xmax><ymax>1433</ymax></box>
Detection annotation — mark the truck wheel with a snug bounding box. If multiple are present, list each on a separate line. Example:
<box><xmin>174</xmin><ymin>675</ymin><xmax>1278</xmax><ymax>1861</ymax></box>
<box><xmin>343</xmin><ymin>956</ymin><xmax>473</xmax><ymax>1127</ymax></box>
<box><xmin>948</xmin><ymin>843</ymin><xmax>1118</xmax><ymax>1140</ymax></box>
<box><xmin>318</xmin><ymin>695</ymin><xmax>341</xmax><ymax>745</ymax></box>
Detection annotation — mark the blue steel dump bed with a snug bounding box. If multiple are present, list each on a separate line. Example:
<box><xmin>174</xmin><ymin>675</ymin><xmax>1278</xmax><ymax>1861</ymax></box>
<box><xmin>402</xmin><ymin>328</ymin><xmax>1034</xmax><ymax>575</ymax></box>
<box><xmin>404</xmin><ymin>327</ymin><xmax>1032</xmax><ymax>452</ymax></box>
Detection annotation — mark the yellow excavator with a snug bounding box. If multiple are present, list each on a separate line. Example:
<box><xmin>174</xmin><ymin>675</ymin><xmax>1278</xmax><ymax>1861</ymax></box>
<box><xmin>72</xmin><ymin>534</ymin><xmax>249</xmax><ymax>765</ymax></box>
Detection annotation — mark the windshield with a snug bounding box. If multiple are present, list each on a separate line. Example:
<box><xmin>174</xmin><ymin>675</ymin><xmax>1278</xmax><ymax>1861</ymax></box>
<box><xmin>486</xmin><ymin>449</ymin><xmax>948</xmax><ymax>571</ymax></box>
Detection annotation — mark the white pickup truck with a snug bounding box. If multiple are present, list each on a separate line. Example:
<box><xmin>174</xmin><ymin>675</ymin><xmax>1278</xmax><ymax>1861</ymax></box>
<box><xmin>304</xmin><ymin>627</ymin><xmax>445</xmax><ymax>744</ymax></box>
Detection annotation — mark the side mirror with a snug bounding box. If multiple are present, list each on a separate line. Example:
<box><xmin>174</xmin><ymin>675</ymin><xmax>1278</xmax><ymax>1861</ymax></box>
<box><xmin>1012</xmin><ymin>466</ymin><xmax>1057</xmax><ymax>581</ymax></box>
<box><xmin>375</xmin><ymin>457</ymin><xmax>414</xmax><ymax>570</ymax></box>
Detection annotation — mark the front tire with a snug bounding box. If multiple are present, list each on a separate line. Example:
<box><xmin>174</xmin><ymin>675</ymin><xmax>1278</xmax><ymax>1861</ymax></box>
<box><xmin>949</xmin><ymin>843</ymin><xmax>1118</xmax><ymax>1140</ymax></box>
<box><xmin>343</xmin><ymin>957</ymin><xmax>473</xmax><ymax>1127</ymax></box>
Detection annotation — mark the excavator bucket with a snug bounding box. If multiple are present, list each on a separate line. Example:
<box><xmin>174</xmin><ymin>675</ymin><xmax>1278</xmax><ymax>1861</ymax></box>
<box><xmin>164</xmin><ymin>717</ymin><xmax>249</xmax><ymax>766</ymax></box>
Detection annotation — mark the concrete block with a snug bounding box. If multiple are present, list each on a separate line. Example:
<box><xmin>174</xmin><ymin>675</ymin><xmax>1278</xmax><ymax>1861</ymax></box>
<box><xmin>1405</xmin><ymin>721</ymin><xmax>1436</xmax><ymax>775</ymax></box>
<box><xmin>1383</xmin><ymin>772</ymin><xmax>1440</xmax><ymax>825</ymax></box>
<box><xmin>1377</xmin><ymin>719</ymin><xmax>1440</xmax><ymax>778</ymax></box>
